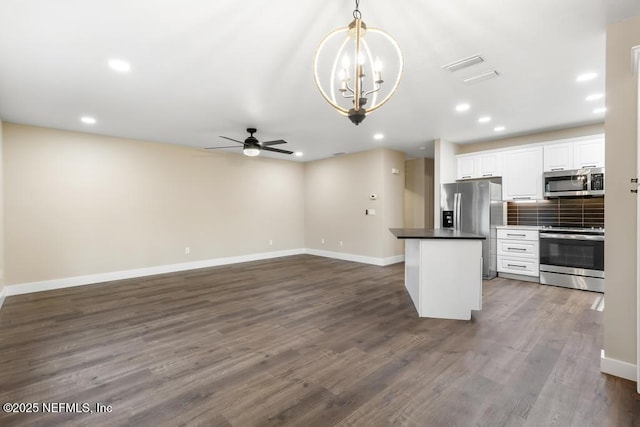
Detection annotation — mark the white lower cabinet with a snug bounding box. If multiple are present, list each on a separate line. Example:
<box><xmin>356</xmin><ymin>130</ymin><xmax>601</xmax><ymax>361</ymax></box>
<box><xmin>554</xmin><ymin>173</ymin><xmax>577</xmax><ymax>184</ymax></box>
<box><xmin>497</xmin><ymin>228</ymin><xmax>539</xmax><ymax>277</ymax></box>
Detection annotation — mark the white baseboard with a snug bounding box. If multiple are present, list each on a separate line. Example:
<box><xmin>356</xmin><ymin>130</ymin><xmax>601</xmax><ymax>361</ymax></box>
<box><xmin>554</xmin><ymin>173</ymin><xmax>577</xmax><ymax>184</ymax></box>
<box><xmin>304</xmin><ymin>248</ymin><xmax>404</xmax><ymax>266</ymax></box>
<box><xmin>4</xmin><ymin>249</ymin><xmax>305</xmax><ymax>297</ymax></box>
<box><xmin>0</xmin><ymin>248</ymin><xmax>405</xmax><ymax>304</ymax></box>
<box><xmin>601</xmin><ymin>349</ymin><xmax>637</xmax><ymax>382</ymax></box>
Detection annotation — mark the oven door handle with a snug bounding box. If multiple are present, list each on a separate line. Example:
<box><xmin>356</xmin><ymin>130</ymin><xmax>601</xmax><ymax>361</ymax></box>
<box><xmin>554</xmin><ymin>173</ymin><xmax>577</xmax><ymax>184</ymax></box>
<box><xmin>539</xmin><ymin>233</ymin><xmax>604</xmax><ymax>241</ymax></box>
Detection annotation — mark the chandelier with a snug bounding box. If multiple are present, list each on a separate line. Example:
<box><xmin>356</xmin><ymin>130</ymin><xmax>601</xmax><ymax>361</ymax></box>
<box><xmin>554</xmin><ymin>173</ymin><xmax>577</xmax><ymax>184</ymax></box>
<box><xmin>313</xmin><ymin>0</ymin><xmax>403</xmax><ymax>125</ymax></box>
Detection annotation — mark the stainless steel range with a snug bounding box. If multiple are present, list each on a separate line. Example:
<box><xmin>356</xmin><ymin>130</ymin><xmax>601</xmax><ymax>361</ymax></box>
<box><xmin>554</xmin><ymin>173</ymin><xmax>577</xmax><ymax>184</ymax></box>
<box><xmin>539</xmin><ymin>226</ymin><xmax>604</xmax><ymax>293</ymax></box>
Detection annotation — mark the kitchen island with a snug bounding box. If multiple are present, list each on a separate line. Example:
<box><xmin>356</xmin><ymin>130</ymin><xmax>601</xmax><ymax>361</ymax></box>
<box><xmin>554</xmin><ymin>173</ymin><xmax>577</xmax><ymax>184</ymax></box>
<box><xmin>389</xmin><ymin>228</ymin><xmax>485</xmax><ymax>320</ymax></box>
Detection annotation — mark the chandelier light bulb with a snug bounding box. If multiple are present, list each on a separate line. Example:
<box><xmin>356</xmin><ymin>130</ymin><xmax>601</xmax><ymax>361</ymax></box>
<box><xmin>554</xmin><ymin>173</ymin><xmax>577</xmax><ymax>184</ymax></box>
<box><xmin>342</xmin><ymin>55</ymin><xmax>350</xmax><ymax>69</ymax></box>
<box><xmin>373</xmin><ymin>57</ymin><xmax>383</xmax><ymax>83</ymax></box>
<box><xmin>374</xmin><ymin>57</ymin><xmax>382</xmax><ymax>72</ymax></box>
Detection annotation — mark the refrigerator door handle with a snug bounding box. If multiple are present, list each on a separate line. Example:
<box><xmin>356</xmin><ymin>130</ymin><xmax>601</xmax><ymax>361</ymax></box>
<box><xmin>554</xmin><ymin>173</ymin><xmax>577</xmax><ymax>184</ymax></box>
<box><xmin>454</xmin><ymin>193</ymin><xmax>461</xmax><ymax>231</ymax></box>
<box><xmin>457</xmin><ymin>193</ymin><xmax>462</xmax><ymax>231</ymax></box>
<box><xmin>452</xmin><ymin>193</ymin><xmax>456</xmax><ymax>230</ymax></box>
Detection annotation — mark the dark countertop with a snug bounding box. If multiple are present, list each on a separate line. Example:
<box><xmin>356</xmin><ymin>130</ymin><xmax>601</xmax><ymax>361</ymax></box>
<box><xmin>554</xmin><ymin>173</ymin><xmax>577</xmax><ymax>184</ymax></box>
<box><xmin>389</xmin><ymin>228</ymin><xmax>486</xmax><ymax>240</ymax></box>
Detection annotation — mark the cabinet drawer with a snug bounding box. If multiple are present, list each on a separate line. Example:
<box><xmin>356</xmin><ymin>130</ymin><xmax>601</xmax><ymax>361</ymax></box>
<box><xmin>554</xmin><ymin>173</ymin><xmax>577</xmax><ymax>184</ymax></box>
<box><xmin>498</xmin><ymin>240</ymin><xmax>539</xmax><ymax>258</ymax></box>
<box><xmin>497</xmin><ymin>229</ymin><xmax>539</xmax><ymax>241</ymax></box>
<box><xmin>497</xmin><ymin>256</ymin><xmax>539</xmax><ymax>276</ymax></box>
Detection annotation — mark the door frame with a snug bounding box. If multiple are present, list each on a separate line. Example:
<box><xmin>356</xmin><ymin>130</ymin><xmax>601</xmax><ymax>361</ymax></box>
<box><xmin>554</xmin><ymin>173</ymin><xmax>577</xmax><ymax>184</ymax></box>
<box><xmin>633</xmin><ymin>44</ymin><xmax>640</xmax><ymax>393</ymax></box>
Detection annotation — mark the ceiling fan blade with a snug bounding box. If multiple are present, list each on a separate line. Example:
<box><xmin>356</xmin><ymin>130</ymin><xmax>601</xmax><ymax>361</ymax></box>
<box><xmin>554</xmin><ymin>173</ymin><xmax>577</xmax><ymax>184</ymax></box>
<box><xmin>204</xmin><ymin>145</ymin><xmax>240</xmax><ymax>150</ymax></box>
<box><xmin>262</xmin><ymin>146</ymin><xmax>294</xmax><ymax>155</ymax></box>
<box><xmin>219</xmin><ymin>136</ymin><xmax>244</xmax><ymax>144</ymax></box>
<box><xmin>260</xmin><ymin>139</ymin><xmax>287</xmax><ymax>146</ymax></box>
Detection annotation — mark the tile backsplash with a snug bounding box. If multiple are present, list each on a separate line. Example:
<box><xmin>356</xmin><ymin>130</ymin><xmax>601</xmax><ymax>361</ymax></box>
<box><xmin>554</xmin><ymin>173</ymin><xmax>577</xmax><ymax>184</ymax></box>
<box><xmin>507</xmin><ymin>197</ymin><xmax>604</xmax><ymax>228</ymax></box>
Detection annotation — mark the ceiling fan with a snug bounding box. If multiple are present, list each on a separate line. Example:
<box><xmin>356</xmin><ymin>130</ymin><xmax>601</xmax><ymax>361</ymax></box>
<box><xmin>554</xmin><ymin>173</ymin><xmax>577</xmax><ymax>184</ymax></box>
<box><xmin>205</xmin><ymin>128</ymin><xmax>293</xmax><ymax>157</ymax></box>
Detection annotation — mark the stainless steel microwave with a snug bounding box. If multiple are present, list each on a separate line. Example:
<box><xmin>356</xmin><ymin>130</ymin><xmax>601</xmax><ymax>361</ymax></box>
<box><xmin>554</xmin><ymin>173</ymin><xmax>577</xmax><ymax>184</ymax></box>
<box><xmin>543</xmin><ymin>167</ymin><xmax>604</xmax><ymax>198</ymax></box>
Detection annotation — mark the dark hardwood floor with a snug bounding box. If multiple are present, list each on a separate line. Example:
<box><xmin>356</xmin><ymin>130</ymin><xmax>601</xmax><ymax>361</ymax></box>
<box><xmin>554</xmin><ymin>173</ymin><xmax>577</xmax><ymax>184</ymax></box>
<box><xmin>0</xmin><ymin>254</ymin><xmax>638</xmax><ymax>426</ymax></box>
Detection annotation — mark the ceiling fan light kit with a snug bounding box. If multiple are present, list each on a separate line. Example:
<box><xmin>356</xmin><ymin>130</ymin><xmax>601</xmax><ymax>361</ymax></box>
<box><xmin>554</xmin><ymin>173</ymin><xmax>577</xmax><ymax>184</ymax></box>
<box><xmin>313</xmin><ymin>0</ymin><xmax>403</xmax><ymax>125</ymax></box>
<box><xmin>243</xmin><ymin>146</ymin><xmax>260</xmax><ymax>157</ymax></box>
<box><xmin>205</xmin><ymin>128</ymin><xmax>294</xmax><ymax>157</ymax></box>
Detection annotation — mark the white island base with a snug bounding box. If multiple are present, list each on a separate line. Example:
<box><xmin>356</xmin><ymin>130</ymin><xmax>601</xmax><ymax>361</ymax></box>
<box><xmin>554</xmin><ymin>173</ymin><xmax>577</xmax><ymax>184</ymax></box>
<box><xmin>404</xmin><ymin>238</ymin><xmax>483</xmax><ymax>320</ymax></box>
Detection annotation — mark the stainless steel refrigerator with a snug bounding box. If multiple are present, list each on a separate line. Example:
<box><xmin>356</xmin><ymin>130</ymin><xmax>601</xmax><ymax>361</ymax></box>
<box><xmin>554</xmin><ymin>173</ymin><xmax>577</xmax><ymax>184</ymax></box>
<box><xmin>441</xmin><ymin>180</ymin><xmax>505</xmax><ymax>279</ymax></box>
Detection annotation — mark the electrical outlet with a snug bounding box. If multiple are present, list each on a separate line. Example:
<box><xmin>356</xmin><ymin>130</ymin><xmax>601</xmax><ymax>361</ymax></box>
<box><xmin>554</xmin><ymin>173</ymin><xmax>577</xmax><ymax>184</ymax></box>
<box><xmin>321</xmin><ymin>238</ymin><xmax>325</xmax><ymax>244</ymax></box>
<box><xmin>339</xmin><ymin>241</ymin><xmax>344</xmax><ymax>247</ymax></box>
<box><xmin>269</xmin><ymin>239</ymin><xmax>273</xmax><ymax>246</ymax></box>
<box><xmin>185</xmin><ymin>247</ymin><xmax>191</xmax><ymax>255</ymax></box>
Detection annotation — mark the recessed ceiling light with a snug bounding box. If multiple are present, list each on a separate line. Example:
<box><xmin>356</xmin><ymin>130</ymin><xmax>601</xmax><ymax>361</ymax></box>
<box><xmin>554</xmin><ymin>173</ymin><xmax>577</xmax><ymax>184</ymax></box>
<box><xmin>576</xmin><ymin>72</ymin><xmax>597</xmax><ymax>82</ymax></box>
<box><xmin>294</xmin><ymin>151</ymin><xmax>304</xmax><ymax>157</ymax></box>
<box><xmin>478</xmin><ymin>116</ymin><xmax>492</xmax><ymax>123</ymax></box>
<box><xmin>80</xmin><ymin>116</ymin><xmax>96</xmax><ymax>124</ymax></box>
<box><xmin>455</xmin><ymin>103</ymin><xmax>470</xmax><ymax>112</ymax></box>
<box><xmin>494</xmin><ymin>126</ymin><xmax>506</xmax><ymax>132</ymax></box>
<box><xmin>586</xmin><ymin>93</ymin><xmax>604</xmax><ymax>101</ymax></box>
<box><xmin>108</xmin><ymin>59</ymin><xmax>131</xmax><ymax>73</ymax></box>
<box><xmin>593</xmin><ymin>107</ymin><xmax>607</xmax><ymax>114</ymax></box>
<box><xmin>373</xmin><ymin>133</ymin><xmax>384</xmax><ymax>140</ymax></box>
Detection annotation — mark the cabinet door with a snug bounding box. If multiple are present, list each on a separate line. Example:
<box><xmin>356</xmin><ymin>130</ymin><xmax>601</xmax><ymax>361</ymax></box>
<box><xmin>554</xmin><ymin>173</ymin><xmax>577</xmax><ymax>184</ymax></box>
<box><xmin>502</xmin><ymin>147</ymin><xmax>543</xmax><ymax>200</ymax></box>
<box><xmin>574</xmin><ymin>138</ymin><xmax>604</xmax><ymax>168</ymax></box>
<box><xmin>456</xmin><ymin>156</ymin><xmax>476</xmax><ymax>180</ymax></box>
<box><xmin>477</xmin><ymin>153</ymin><xmax>502</xmax><ymax>177</ymax></box>
<box><xmin>543</xmin><ymin>143</ymin><xmax>574</xmax><ymax>172</ymax></box>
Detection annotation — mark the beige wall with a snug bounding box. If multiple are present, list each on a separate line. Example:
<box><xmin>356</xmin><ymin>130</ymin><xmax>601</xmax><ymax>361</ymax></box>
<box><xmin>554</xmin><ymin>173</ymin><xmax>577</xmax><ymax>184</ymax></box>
<box><xmin>404</xmin><ymin>158</ymin><xmax>435</xmax><ymax>229</ymax></box>
<box><xmin>456</xmin><ymin>123</ymin><xmax>604</xmax><ymax>154</ymax></box>
<box><xmin>304</xmin><ymin>148</ymin><xmax>404</xmax><ymax>260</ymax></box>
<box><xmin>425</xmin><ymin>158</ymin><xmax>434</xmax><ymax>228</ymax></box>
<box><xmin>604</xmin><ymin>15</ymin><xmax>640</xmax><ymax>365</ymax></box>
<box><xmin>404</xmin><ymin>159</ymin><xmax>425</xmax><ymax>228</ymax></box>
<box><xmin>382</xmin><ymin>149</ymin><xmax>405</xmax><ymax>258</ymax></box>
<box><xmin>3</xmin><ymin>123</ymin><xmax>305</xmax><ymax>284</ymax></box>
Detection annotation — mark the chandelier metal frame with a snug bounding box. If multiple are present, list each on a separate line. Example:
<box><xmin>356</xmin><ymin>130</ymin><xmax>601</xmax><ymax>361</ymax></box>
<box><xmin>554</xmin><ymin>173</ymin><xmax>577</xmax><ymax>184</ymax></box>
<box><xmin>313</xmin><ymin>0</ymin><xmax>403</xmax><ymax>125</ymax></box>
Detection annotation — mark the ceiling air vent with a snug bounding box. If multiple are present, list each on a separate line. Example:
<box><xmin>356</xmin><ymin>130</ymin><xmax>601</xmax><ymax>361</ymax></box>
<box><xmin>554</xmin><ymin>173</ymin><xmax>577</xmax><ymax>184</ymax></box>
<box><xmin>442</xmin><ymin>54</ymin><xmax>485</xmax><ymax>72</ymax></box>
<box><xmin>463</xmin><ymin>70</ymin><xmax>500</xmax><ymax>84</ymax></box>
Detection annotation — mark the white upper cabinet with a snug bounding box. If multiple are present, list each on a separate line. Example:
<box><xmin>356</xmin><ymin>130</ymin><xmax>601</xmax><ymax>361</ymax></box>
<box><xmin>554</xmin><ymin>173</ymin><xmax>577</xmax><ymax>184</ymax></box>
<box><xmin>456</xmin><ymin>152</ymin><xmax>502</xmax><ymax>180</ymax></box>
<box><xmin>477</xmin><ymin>153</ymin><xmax>502</xmax><ymax>178</ymax></box>
<box><xmin>543</xmin><ymin>135</ymin><xmax>604</xmax><ymax>171</ymax></box>
<box><xmin>502</xmin><ymin>147</ymin><xmax>543</xmax><ymax>201</ymax></box>
<box><xmin>574</xmin><ymin>137</ymin><xmax>605</xmax><ymax>168</ymax></box>
<box><xmin>453</xmin><ymin>134</ymin><xmax>603</xmax><ymax>201</ymax></box>
<box><xmin>456</xmin><ymin>156</ymin><xmax>476</xmax><ymax>180</ymax></box>
<box><xmin>543</xmin><ymin>143</ymin><xmax>574</xmax><ymax>172</ymax></box>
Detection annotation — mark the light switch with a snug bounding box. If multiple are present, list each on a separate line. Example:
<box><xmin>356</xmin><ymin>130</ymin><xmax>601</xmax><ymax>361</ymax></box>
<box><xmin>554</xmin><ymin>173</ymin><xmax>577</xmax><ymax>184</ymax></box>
<box><xmin>366</xmin><ymin>209</ymin><xmax>376</xmax><ymax>215</ymax></box>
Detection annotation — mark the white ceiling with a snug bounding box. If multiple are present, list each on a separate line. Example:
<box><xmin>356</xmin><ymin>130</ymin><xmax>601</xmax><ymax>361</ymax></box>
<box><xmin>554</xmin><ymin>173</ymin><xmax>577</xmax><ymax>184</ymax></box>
<box><xmin>0</xmin><ymin>0</ymin><xmax>639</xmax><ymax>162</ymax></box>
